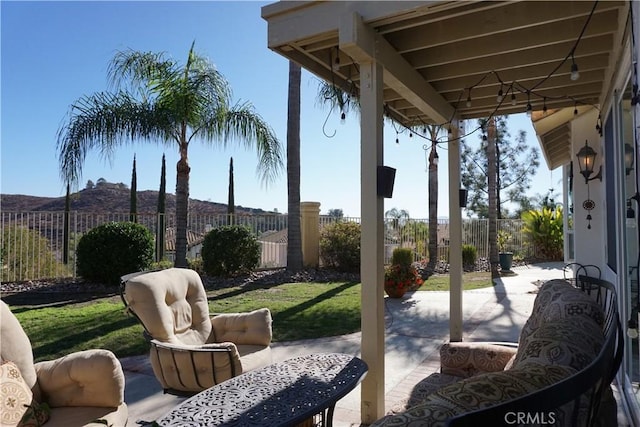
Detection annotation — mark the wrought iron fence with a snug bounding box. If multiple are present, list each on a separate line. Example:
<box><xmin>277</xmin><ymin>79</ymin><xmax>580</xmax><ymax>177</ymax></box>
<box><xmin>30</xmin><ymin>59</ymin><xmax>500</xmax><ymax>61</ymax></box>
<box><xmin>1</xmin><ymin>211</ymin><xmax>529</xmax><ymax>282</ymax></box>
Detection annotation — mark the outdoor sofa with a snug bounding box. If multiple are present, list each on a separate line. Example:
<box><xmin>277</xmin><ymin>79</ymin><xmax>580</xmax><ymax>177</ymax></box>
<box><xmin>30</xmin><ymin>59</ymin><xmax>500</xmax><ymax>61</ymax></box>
<box><xmin>372</xmin><ymin>277</ymin><xmax>623</xmax><ymax>427</ymax></box>
<box><xmin>0</xmin><ymin>300</ymin><xmax>128</xmax><ymax>426</ymax></box>
<box><xmin>120</xmin><ymin>267</ymin><xmax>273</xmax><ymax>395</ymax></box>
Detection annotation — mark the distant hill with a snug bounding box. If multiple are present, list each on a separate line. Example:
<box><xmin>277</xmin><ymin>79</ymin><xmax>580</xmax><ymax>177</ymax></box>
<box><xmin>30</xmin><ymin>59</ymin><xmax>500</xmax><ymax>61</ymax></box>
<box><xmin>1</xmin><ymin>182</ymin><xmax>272</xmax><ymax>215</ymax></box>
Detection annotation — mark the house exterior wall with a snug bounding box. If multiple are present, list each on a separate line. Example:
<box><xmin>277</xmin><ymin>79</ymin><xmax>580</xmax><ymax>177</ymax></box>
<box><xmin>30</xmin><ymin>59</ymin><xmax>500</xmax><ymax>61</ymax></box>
<box><xmin>570</xmin><ymin>109</ymin><xmax>606</xmax><ymax>269</ymax></box>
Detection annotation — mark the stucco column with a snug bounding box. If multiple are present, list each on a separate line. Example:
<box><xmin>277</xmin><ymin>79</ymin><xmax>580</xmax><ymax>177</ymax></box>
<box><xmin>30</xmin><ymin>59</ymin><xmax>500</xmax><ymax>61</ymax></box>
<box><xmin>300</xmin><ymin>201</ymin><xmax>321</xmax><ymax>268</ymax></box>
<box><xmin>448</xmin><ymin>121</ymin><xmax>463</xmax><ymax>341</ymax></box>
<box><xmin>358</xmin><ymin>60</ymin><xmax>385</xmax><ymax>423</ymax></box>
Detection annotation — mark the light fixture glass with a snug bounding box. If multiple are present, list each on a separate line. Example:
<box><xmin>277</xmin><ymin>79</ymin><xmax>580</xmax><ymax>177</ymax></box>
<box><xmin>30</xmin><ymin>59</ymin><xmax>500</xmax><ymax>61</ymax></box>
<box><xmin>496</xmin><ymin>86</ymin><xmax>504</xmax><ymax>103</ymax></box>
<box><xmin>576</xmin><ymin>140</ymin><xmax>602</xmax><ymax>183</ymax></box>
<box><xmin>511</xmin><ymin>92</ymin><xmax>517</xmax><ymax>106</ymax></box>
<box><xmin>525</xmin><ymin>102</ymin><xmax>532</xmax><ymax>118</ymax></box>
<box><xmin>340</xmin><ymin>111</ymin><xmax>346</xmax><ymax>124</ymax></box>
<box><xmin>431</xmin><ymin>147</ymin><xmax>439</xmax><ymax>166</ymax></box>
<box><xmin>466</xmin><ymin>90</ymin><xmax>472</xmax><ymax>108</ymax></box>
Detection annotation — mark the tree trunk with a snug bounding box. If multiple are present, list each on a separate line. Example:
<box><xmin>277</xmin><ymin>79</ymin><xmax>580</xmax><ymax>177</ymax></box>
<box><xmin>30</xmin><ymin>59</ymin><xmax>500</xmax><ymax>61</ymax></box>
<box><xmin>228</xmin><ymin>157</ymin><xmax>235</xmax><ymax>225</ymax></box>
<box><xmin>487</xmin><ymin>118</ymin><xmax>499</xmax><ymax>278</ymax></box>
<box><xmin>286</xmin><ymin>61</ymin><xmax>303</xmax><ymax>271</ymax></box>
<box><xmin>175</xmin><ymin>143</ymin><xmax>190</xmax><ymax>268</ymax></box>
<box><xmin>427</xmin><ymin>126</ymin><xmax>439</xmax><ymax>273</ymax></box>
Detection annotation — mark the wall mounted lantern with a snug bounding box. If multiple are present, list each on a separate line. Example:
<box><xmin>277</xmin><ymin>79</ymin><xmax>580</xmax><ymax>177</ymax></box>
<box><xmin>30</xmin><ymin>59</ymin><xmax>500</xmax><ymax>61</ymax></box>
<box><xmin>576</xmin><ymin>140</ymin><xmax>602</xmax><ymax>183</ymax></box>
<box><xmin>624</xmin><ymin>143</ymin><xmax>635</xmax><ymax>175</ymax></box>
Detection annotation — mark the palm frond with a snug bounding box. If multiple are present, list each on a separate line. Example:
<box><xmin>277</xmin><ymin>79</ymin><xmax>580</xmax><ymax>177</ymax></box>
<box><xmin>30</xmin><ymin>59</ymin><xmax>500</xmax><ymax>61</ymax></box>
<box><xmin>56</xmin><ymin>91</ymin><xmax>175</xmax><ymax>186</ymax></box>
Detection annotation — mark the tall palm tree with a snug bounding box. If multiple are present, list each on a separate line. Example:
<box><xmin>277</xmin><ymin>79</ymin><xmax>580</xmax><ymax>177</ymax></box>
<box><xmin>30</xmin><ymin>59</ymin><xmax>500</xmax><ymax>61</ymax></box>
<box><xmin>486</xmin><ymin>117</ymin><xmax>499</xmax><ymax>278</ymax></box>
<box><xmin>426</xmin><ymin>125</ymin><xmax>441</xmax><ymax>273</ymax></box>
<box><xmin>57</xmin><ymin>42</ymin><xmax>283</xmax><ymax>267</ymax></box>
<box><xmin>286</xmin><ymin>61</ymin><xmax>303</xmax><ymax>271</ymax></box>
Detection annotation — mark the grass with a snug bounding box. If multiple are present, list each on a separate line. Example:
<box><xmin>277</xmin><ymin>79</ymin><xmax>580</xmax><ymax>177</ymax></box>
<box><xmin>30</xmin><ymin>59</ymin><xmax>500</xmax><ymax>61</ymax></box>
<box><xmin>11</xmin><ymin>271</ymin><xmax>492</xmax><ymax>362</ymax></box>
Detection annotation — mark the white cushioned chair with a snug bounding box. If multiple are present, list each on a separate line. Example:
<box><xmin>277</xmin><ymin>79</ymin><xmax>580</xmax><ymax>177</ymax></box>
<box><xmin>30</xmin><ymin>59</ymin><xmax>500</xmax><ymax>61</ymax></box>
<box><xmin>120</xmin><ymin>268</ymin><xmax>273</xmax><ymax>395</ymax></box>
<box><xmin>0</xmin><ymin>300</ymin><xmax>128</xmax><ymax>426</ymax></box>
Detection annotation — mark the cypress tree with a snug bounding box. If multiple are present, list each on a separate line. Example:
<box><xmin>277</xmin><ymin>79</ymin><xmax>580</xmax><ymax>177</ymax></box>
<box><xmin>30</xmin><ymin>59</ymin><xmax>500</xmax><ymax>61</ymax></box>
<box><xmin>227</xmin><ymin>157</ymin><xmax>235</xmax><ymax>225</ymax></box>
<box><xmin>157</xmin><ymin>154</ymin><xmax>166</xmax><ymax>262</ymax></box>
<box><xmin>63</xmin><ymin>183</ymin><xmax>70</xmax><ymax>265</ymax></box>
<box><xmin>130</xmin><ymin>155</ymin><xmax>137</xmax><ymax>223</ymax></box>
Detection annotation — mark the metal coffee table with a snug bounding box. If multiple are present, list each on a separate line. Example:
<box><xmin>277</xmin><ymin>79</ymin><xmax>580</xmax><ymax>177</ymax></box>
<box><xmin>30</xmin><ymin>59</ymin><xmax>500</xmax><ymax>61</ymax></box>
<box><xmin>156</xmin><ymin>352</ymin><xmax>368</xmax><ymax>427</ymax></box>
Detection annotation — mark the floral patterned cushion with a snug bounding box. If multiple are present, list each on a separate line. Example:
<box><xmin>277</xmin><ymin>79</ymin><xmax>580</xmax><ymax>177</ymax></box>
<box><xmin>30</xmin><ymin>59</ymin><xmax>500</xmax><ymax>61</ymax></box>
<box><xmin>519</xmin><ymin>280</ymin><xmax>604</xmax><ymax>345</ymax></box>
<box><xmin>440</xmin><ymin>342</ymin><xmax>517</xmax><ymax>378</ymax></box>
<box><xmin>371</xmin><ymin>363</ymin><xmax>575</xmax><ymax>427</ymax></box>
<box><xmin>0</xmin><ymin>361</ymin><xmax>49</xmax><ymax>427</ymax></box>
<box><xmin>513</xmin><ymin>317</ymin><xmax>604</xmax><ymax>371</ymax></box>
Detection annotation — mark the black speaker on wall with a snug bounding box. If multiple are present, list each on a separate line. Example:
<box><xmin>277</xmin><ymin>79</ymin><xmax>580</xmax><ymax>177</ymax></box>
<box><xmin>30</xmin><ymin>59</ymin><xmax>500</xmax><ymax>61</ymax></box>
<box><xmin>377</xmin><ymin>166</ymin><xmax>396</xmax><ymax>198</ymax></box>
<box><xmin>459</xmin><ymin>188</ymin><xmax>468</xmax><ymax>208</ymax></box>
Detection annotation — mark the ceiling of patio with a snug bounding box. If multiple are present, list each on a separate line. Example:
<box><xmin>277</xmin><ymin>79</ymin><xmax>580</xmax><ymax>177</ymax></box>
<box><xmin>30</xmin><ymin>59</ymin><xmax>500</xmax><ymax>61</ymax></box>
<box><xmin>262</xmin><ymin>0</ymin><xmax>629</xmax><ymax>169</ymax></box>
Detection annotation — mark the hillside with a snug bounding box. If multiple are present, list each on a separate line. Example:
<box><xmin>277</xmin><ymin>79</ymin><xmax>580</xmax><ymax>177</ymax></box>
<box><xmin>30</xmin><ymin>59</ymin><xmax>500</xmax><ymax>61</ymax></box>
<box><xmin>1</xmin><ymin>183</ymin><xmax>271</xmax><ymax>215</ymax></box>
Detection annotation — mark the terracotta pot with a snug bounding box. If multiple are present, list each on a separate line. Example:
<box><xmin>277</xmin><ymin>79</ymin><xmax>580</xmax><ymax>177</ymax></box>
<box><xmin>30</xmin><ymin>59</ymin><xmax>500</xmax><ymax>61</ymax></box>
<box><xmin>384</xmin><ymin>285</ymin><xmax>406</xmax><ymax>298</ymax></box>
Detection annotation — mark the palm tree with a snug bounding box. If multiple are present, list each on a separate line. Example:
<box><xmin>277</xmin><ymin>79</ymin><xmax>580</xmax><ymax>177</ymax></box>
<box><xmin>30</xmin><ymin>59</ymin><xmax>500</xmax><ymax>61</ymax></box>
<box><xmin>486</xmin><ymin>117</ymin><xmax>499</xmax><ymax>278</ymax></box>
<box><xmin>57</xmin><ymin>42</ymin><xmax>283</xmax><ymax>267</ymax></box>
<box><xmin>286</xmin><ymin>61</ymin><xmax>303</xmax><ymax>271</ymax></box>
<box><xmin>426</xmin><ymin>125</ymin><xmax>441</xmax><ymax>273</ymax></box>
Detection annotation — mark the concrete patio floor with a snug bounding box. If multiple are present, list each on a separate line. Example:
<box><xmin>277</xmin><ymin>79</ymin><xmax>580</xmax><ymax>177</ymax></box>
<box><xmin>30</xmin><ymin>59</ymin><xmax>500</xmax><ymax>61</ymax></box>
<box><xmin>120</xmin><ymin>262</ymin><xmax>633</xmax><ymax>426</ymax></box>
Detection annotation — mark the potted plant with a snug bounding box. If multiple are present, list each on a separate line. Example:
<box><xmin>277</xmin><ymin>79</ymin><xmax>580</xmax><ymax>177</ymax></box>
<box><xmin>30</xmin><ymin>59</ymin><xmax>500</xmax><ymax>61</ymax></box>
<box><xmin>497</xmin><ymin>230</ymin><xmax>513</xmax><ymax>271</ymax></box>
<box><xmin>384</xmin><ymin>248</ymin><xmax>423</xmax><ymax>298</ymax></box>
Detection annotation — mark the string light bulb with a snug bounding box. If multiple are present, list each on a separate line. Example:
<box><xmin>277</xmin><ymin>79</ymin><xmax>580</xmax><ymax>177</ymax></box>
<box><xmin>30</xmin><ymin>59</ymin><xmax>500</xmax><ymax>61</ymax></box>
<box><xmin>466</xmin><ymin>89</ymin><xmax>472</xmax><ymax>108</ymax></box>
<box><xmin>332</xmin><ymin>49</ymin><xmax>341</xmax><ymax>72</ymax></box>
<box><xmin>542</xmin><ymin>98</ymin><xmax>548</xmax><ymax>115</ymax></box>
<box><xmin>340</xmin><ymin>111</ymin><xmax>346</xmax><ymax>124</ymax></box>
<box><xmin>525</xmin><ymin>92</ymin><xmax>532</xmax><ymax>118</ymax></box>
<box><xmin>496</xmin><ymin>85</ymin><xmax>504</xmax><ymax>103</ymax></box>
<box><xmin>511</xmin><ymin>91</ymin><xmax>517</xmax><ymax>106</ymax></box>
<box><xmin>574</xmin><ymin>102</ymin><xmax>578</xmax><ymax>116</ymax></box>
<box><xmin>570</xmin><ymin>53</ymin><xmax>580</xmax><ymax>81</ymax></box>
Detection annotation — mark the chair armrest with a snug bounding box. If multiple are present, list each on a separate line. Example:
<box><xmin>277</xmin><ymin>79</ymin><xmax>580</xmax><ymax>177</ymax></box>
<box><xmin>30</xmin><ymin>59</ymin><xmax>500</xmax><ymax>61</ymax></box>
<box><xmin>440</xmin><ymin>342</ymin><xmax>518</xmax><ymax>378</ymax></box>
<box><xmin>210</xmin><ymin>308</ymin><xmax>273</xmax><ymax>346</ymax></box>
<box><xmin>34</xmin><ymin>349</ymin><xmax>124</xmax><ymax>408</ymax></box>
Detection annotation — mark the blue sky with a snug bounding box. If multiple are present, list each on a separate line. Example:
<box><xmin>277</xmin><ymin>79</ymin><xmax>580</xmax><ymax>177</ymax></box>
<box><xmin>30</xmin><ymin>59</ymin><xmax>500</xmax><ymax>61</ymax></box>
<box><xmin>1</xmin><ymin>1</ymin><xmax>558</xmax><ymax>218</ymax></box>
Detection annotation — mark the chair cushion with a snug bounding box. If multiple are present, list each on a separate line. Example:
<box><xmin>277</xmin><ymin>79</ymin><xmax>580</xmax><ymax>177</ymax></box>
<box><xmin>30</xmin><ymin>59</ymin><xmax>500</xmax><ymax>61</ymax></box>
<box><xmin>519</xmin><ymin>280</ymin><xmax>604</xmax><ymax>346</ymax></box>
<box><xmin>0</xmin><ymin>301</ymin><xmax>39</xmax><ymax>398</ymax></box>
<box><xmin>211</xmin><ymin>309</ymin><xmax>273</xmax><ymax>346</ymax></box>
<box><xmin>43</xmin><ymin>404</ymin><xmax>128</xmax><ymax>427</ymax></box>
<box><xmin>371</xmin><ymin>363</ymin><xmax>575</xmax><ymax>427</ymax></box>
<box><xmin>124</xmin><ymin>268</ymin><xmax>211</xmax><ymax>345</ymax></box>
<box><xmin>513</xmin><ymin>318</ymin><xmax>604</xmax><ymax>371</ymax></box>
<box><xmin>0</xmin><ymin>361</ymin><xmax>49</xmax><ymax>427</ymax></box>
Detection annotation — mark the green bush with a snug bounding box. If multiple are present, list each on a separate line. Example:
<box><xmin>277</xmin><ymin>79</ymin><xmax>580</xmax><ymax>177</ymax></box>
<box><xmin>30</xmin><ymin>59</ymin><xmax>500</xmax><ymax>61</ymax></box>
<box><xmin>462</xmin><ymin>244</ymin><xmax>477</xmax><ymax>267</ymax></box>
<box><xmin>201</xmin><ymin>226</ymin><xmax>260</xmax><ymax>277</ymax></box>
<box><xmin>522</xmin><ymin>206</ymin><xmax>564</xmax><ymax>260</ymax></box>
<box><xmin>188</xmin><ymin>257</ymin><xmax>204</xmax><ymax>275</ymax></box>
<box><xmin>391</xmin><ymin>247</ymin><xmax>413</xmax><ymax>267</ymax></box>
<box><xmin>320</xmin><ymin>222</ymin><xmax>361</xmax><ymax>272</ymax></box>
<box><xmin>76</xmin><ymin>222</ymin><xmax>154</xmax><ymax>285</ymax></box>
<box><xmin>150</xmin><ymin>260</ymin><xmax>173</xmax><ymax>271</ymax></box>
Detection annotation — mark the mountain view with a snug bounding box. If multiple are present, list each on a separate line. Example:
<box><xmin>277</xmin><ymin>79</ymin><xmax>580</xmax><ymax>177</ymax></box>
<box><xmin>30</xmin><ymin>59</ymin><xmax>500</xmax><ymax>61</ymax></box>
<box><xmin>1</xmin><ymin>180</ymin><xmax>272</xmax><ymax>215</ymax></box>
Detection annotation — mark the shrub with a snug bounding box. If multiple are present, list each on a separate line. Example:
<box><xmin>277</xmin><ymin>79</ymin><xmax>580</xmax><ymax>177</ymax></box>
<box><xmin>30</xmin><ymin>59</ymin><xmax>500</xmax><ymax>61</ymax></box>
<box><xmin>188</xmin><ymin>257</ymin><xmax>204</xmax><ymax>275</ymax></box>
<box><xmin>150</xmin><ymin>260</ymin><xmax>173</xmax><ymax>271</ymax></box>
<box><xmin>522</xmin><ymin>206</ymin><xmax>564</xmax><ymax>260</ymax></box>
<box><xmin>1</xmin><ymin>225</ymin><xmax>71</xmax><ymax>281</ymax></box>
<box><xmin>201</xmin><ymin>226</ymin><xmax>260</xmax><ymax>277</ymax></box>
<box><xmin>76</xmin><ymin>222</ymin><xmax>154</xmax><ymax>285</ymax></box>
<box><xmin>391</xmin><ymin>247</ymin><xmax>413</xmax><ymax>267</ymax></box>
<box><xmin>462</xmin><ymin>244</ymin><xmax>477</xmax><ymax>268</ymax></box>
<box><xmin>320</xmin><ymin>221</ymin><xmax>361</xmax><ymax>272</ymax></box>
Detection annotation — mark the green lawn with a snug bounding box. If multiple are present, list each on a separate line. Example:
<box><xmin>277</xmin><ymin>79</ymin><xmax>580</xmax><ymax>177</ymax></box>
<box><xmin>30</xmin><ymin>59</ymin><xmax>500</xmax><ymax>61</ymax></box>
<box><xmin>11</xmin><ymin>271</ymin><xmax>492</xmax><ymax>362</ymax></box>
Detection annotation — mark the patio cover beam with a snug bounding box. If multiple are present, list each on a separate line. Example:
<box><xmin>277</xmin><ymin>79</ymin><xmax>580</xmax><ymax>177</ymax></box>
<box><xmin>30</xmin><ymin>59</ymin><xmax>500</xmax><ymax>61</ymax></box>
<box><xmin>338</xmin><ymin>12</ymin><xmax>455</xmax><ymax>124</ymax></box>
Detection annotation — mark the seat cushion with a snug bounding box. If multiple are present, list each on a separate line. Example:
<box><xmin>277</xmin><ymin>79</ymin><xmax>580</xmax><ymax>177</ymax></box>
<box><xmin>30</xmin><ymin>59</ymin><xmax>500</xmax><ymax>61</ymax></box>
<box><xmin>44</xmin><ymin>404</ymin><xmax>128</xmax><ymax>427</ymax></box>
<box><xmin>371</xmin><ymin>363</ymin><xmax>575</xmax><ymax>427</ymax></box>
<box><xmin>237</xmin><ymin>345</ymin><xmax>272</xmax><ymax>373</ymax></box>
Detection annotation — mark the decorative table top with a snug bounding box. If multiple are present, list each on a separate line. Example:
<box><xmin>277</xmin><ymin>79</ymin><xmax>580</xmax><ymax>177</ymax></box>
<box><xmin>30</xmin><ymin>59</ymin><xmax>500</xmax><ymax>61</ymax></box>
<box><xmin>156</xmin><ymin>352</ymin><xmax>368</xmax><ymax>427</ymax></box>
